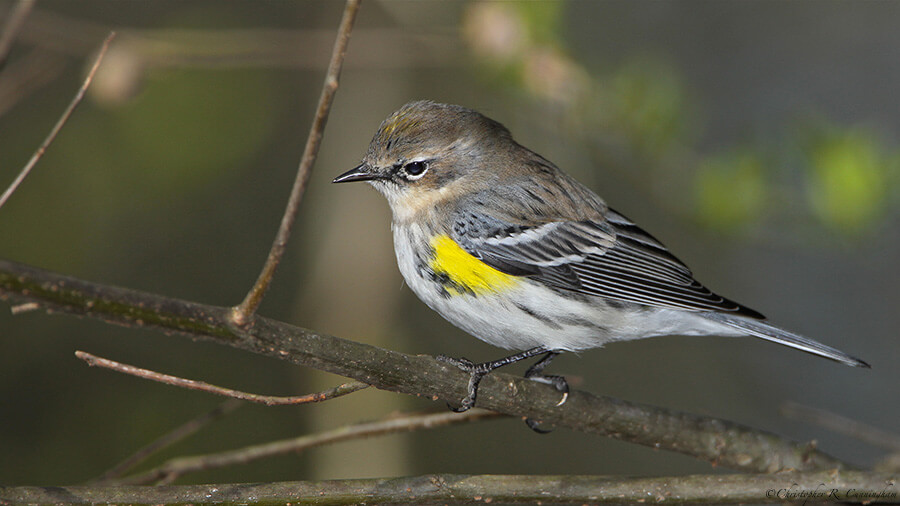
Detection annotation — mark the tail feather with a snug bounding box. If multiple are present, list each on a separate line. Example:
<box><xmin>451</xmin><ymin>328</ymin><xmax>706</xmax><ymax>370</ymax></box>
<box><xmin>704</xmin><ymin>312</ymin><xmax>870</xmax><ymax>368</ymax></box>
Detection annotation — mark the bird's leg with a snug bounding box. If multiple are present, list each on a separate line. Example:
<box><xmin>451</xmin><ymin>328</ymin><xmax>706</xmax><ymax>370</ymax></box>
<box><xmin>524</xmin><ymin>351</ymin><xmax>569</xmax><ymax>405</ymax></box>
<box><xmin>437</xmin><ymin>346</ymin><xmax>550</xmax><ymax>412</ymax></box>
<box><xmin>523</xmin><ymin>351</ymin><xmax>569</xmax><ymax>433</ymax></box>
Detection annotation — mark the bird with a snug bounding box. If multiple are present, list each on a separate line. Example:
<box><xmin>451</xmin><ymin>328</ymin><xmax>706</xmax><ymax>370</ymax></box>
<box><xmin>332</xmin><ymin>100</ymin><xmax>869</xmax><ymax>423</ymax></box>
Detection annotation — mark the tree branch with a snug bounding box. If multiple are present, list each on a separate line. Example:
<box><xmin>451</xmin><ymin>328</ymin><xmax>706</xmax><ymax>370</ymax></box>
<box><xmin>92</xmin><ymin>400</ymin><xmax>244</xmax><ymax>483</ymax></box>
<box><xmin>76</xmin><ymin>350</ymin><xmax>368</xmax><ymax>405</ymax></box>
<box><xmin>782</xmin><ymin>401</ymin><xmax>900</xmax><ymax>452</ymax></box>
<box><xmin>0</xmin><ymin>31</ymin><xmax>115</xmax><ymax>210</ymax></box>
<box><xmin>232</xmin><ymin>0</ymin><xmax>361</xmax><ymax>324</ymax></box>
<box><xmin>0</xmin><ymin>258</ymin><xmax>855</xmax><ymax>474</ymax></box>
<box><xmin>2</xmin><ymin>471</ymin><xmax>896</xmax><ymax>504</ymax></box>
<box><xmin>123</xmin><ymin>409</ymin><xmax>503</xmax><ymax>485</ymax></box>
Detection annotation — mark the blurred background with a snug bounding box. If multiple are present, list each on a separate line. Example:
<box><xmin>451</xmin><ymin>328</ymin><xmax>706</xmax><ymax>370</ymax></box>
<box><xmin>1</xmin><ymin>0</ymin><xmax>897</xmax><ymax>486</ymax></box>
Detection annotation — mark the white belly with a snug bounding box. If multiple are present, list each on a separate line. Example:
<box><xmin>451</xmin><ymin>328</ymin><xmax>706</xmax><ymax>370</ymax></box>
<box><xmin>391</xmin><ymin>222</ymin><xmax>742</xmax><ymax>352</ymax></box>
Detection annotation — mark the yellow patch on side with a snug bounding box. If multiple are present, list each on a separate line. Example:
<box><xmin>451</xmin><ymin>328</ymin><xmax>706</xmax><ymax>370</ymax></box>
<box><xmin>429</xmin><ymin>235</ymin><xmax>519</xmax><ymax>295</ymax></box>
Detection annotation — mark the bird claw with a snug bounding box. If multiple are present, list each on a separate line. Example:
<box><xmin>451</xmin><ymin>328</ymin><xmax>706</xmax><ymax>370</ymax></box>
<box><xmin>525</xmin><ymin>372</ymin><xmax>570</xmax><ymax>407</ymax></box>
<box><xmin>523</xmin><ymin>369</ymin><xmax>569</xmax><ymax>432</ymax></box>
<box><xmin>525</xmin><ymin>417</ymin><xmax>553</xmax><ymax>434</ymax></box>
<box><xmin>445</xmin><ymin>401</ymin><xmax>473</xmax><ymax>413</ymax></box>
<box><xmin>437</xmin><ymin>355</ymin><xmax>485</xmax><ymax>411</ymax></box>
<box><xmin>435</xmin><ymin>349</ymin><xmax>568</xmax><ymax>428</ymax></box>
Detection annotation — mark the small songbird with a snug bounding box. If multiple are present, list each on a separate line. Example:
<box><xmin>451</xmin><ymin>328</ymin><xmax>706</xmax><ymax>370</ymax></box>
<box><xmin>333</xmin><ymin>100</ymin><xmax>869</xmax><ymax>421</ymax></box>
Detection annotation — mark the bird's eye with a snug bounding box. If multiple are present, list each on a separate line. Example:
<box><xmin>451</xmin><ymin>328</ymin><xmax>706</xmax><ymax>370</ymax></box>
<box><xmin>403</xmin><ymin>160</ymin><xmax>428</xmax><ymax>179</ymax></box>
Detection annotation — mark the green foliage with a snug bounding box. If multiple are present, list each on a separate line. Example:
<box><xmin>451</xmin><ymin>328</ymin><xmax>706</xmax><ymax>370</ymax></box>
<box><xmin>516</xmin><ymin>2</ymin><xmax>565</xmax><ymax>47</ymax></box>
<box><xmin>461</xmin><ymin>3</ymin><xmax>899</xmax><ymax>239</ymax></box>
<box><xmin>461</xmin><ymin>2</ymin><xmax>573</xmax><ymax>99</ymax></box>
<box><xmin>694</xmin><ymin>150</ymin><xmax>767</xmax><ymax>232</ymax></box>
<box><xmin>802</xmin><ymin>124</ymin><xmax>895</xmax><ymax>234</ymax></box>
<box><xmin>608</xmin><ymin>60</ymin><xmax>693</xmax><ymax>158</ymax></box>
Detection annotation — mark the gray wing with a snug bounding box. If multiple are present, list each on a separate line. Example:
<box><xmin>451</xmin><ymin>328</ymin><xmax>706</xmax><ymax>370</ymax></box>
<box><xmin>454</xmin><ymin>208</ymin><xmax>764</xmax><ymax>318</ymax></box>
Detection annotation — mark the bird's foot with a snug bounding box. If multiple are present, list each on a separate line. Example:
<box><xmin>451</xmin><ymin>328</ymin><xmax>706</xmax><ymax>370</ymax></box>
<box><xmin>436</xmin><ymin>354</ymin><xmax>489</xmax><ymax>412</ymax></box>
<box><xmin>524</xmin><ymin>371</ymin><xmax>570</xmax><ymax>406</ymax></box>
<box><xmin>522</xmin><ymin>351</ymin><xmax>569</xmax><ymax>433</ymax></box>
<box><xmin>436</xmin><ymin>347</ymin><xmax>564</xmax><ymax>428</ymax></box>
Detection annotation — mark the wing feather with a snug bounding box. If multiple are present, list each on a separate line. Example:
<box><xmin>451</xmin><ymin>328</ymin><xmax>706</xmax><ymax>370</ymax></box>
<box><xmin>454</xmin><ymin>207</ymin><xmax>763</xmax><ymax>318</ymax></box>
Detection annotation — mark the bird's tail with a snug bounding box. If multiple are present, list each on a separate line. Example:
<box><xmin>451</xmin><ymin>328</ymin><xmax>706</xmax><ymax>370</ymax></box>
<box><xmin>704</xmin><ymin>312</ymin><xmax>870</xmax><ymax>368</ymax></box>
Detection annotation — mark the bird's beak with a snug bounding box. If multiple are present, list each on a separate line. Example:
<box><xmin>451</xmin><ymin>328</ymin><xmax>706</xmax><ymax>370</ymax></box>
<box><xmin>333</xmin><ymin>163</ymin><xmax>379</xmax><ymax>183</ymax></box>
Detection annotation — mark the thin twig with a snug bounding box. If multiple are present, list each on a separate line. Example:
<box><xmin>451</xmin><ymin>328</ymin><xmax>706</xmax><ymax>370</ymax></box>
<box><xmin>0</xmin><ymin>0</ymin><xmax>36</xmax><ymax>72</ymax></box>
<box><xmin>123</xmin><ymin>409</ymin><xmax>504</xmax><ymax>485</ymax></box>
<box><xmin>232</xmin><ymin>0</ymin><xmax>362</xmax><ymax>325</ymax></box>
<box><xmin>75</xmin><ymin>351</ymin><xmax>369</xmax><ymax>405</ymax></box>
<box><xmin>92</xmin><ymin>399</ymin><xmax>244</xmax><ymax>484</ymax></box>
<box><xmin>17</xmin><ymin>9</ymin><xmax>457</xmax><ymax>70</ymax></box>
<box><xmin>782</xmin><ymin>401</ymin><xmax>900</xmax><ymax>452</ymax></box>
<box><xmin>0</xmin><ymin>31</ymin><xmax>115</xmax><ymax>211</ymax></box>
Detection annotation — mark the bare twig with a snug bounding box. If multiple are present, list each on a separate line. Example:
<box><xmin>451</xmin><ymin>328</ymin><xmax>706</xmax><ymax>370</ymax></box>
<box><xmin>123</xmin><ymin>409</ymin><xmax>504</xmax><ymax>485</ymax></box>
<box><xmin>76</xmin><ymin>351</ymin><xmax>368</xmax><ymax>405</ymax></box>
<box><xmin>0</xmin><ymin>0</ymin><xmax>36</xmax><ymax>72</ymax></box>
<box><xmin>0</xmin><ymin>31</ymin><xmax>115</xmax><ymax>211</ymax></box>
<box><xmin>0</xmin><ymin>258</ymin><xmax>855</xmax><ymax>474</ymax></box>
<box><xmin>18</xmin><ymin>8</ymin><xmax>456</xmax><ymax>70</ymax></box>
<box><xmin>4</xmin><ymin>471</ymin><xmax>897</xmax><ymax>504</ymax></box>
<box><xmin>93</xmin><ymin>399</ymin><xmax>244</xmax><ymax>484</ymax></box>
<box><xmin>783</xmin><ymin>401</ymin><xmax>900</xmax><ymax>452</ymax></box>
<box><xmin>232</xmin><ymin>0</ymin><xmax>362</xmax><ymax>325</ymax></box>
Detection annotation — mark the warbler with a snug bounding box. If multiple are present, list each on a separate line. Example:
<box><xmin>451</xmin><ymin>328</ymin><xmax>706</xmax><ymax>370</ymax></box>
<box><xmin>333</xmin><ymin>100</ymin><xmax>869</xmax><ymax>418</ymax></box>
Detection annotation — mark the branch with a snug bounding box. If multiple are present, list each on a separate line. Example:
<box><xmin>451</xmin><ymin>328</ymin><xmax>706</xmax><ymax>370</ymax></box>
<box><xmin>0</xmin><ymin>32</ymin><xmax>114</xmax><ymax>210</ymax></box>
<box><xmin>0</xmin><ymin>258</ymin><xmax>854</xmax><ymax>474</ymax></box>
<box><xmin>76</xmin><ymin>350</ymin><xmax>368</xmax><ymax>405</ymax></box>
<box><xmin>782</xmin><ymin>401</ymin><xmax>900</xmax><ymax>452</ymax></box>
<box><xmin>233</xmin><ymin>0</ymin><xmax>361</xmax><ymax>324</ymax></box>
<box><xmin>2</xmin><ymin>471</ymin><xmax>896</xmax><ymax>504</ymax></box>
<box><xmin>123</xmin><ymin>409</ymin><xmax>503</xmax><ymax>485</ymax></box>
<box><xmin>93</xmin><ymin>400</ymin><xmax>244</xmax><ymax>483</ymax></box>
